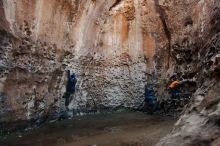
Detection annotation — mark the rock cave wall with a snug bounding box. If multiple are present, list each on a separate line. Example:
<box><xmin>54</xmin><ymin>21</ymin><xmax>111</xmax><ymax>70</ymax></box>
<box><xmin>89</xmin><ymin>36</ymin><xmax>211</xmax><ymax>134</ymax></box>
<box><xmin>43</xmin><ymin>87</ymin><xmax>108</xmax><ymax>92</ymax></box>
<box><xmin>0</xmin><ymin>0</ymin><xmax>220</xmax><ymax>144</ymax></box>
<box><xmin>155</xmin><ymin>0</ymin><xmax>220</xmax><ymax>145</ymax></box>
<box><xmin>0</xmin><ymin>0</ymin><xmax>168</xmax><ymax>122</ymax></box>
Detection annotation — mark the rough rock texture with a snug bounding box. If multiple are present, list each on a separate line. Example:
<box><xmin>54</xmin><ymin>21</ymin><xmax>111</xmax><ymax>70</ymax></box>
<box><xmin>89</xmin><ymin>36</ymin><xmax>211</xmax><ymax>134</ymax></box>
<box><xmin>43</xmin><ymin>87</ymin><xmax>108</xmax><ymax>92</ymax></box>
<box><xmin>0</xmin><ymin>0</ymin><xmax>168</xmax><ymax>122</ymax></box>
<box><xmin>155</xmin><ymin>0</ymin><xmax>220</xmax><ymax>145</ymax></box>
<box><xmin>0</xmin><ymin>0</ymin><xmax>220</xmax><ymax>145</ymax></box>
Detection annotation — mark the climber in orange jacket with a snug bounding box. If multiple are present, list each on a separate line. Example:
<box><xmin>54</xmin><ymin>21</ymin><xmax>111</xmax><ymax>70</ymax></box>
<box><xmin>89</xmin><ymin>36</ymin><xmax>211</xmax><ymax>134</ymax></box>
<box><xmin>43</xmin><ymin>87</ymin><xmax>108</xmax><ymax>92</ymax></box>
<box><xmin>168</xmin><ymin>80</ymin><xmax>180</xmax><ymax>99</ymax></box>
<box><xmin>169</xmin><ymin>80</ymin><xmax>179</xmax><ymax>89</ymax></box>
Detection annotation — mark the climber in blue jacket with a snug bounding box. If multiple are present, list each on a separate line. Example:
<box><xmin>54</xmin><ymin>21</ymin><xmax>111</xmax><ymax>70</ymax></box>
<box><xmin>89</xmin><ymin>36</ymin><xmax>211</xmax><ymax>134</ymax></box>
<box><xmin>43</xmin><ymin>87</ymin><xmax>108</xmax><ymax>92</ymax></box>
<box><xmin>63</xmin><ymin>70</ymin><xmax>77</xmax><ymax>107</ymax></box>
<box><xmin>66</xmin><ymin>70</ymin><xmax>77</xmax><ymax>94</ymax></box>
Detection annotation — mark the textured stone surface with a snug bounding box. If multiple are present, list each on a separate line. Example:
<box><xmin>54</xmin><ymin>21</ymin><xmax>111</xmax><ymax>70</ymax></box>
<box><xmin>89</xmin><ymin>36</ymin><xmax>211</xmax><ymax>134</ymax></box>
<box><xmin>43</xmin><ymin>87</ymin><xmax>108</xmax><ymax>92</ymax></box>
<box><xmin>0</xmin><ymin>0</ymin><xmax>168</xmax><ymax>122</ymax></box>
<box><xmin>0</xmin><ymin>0</ymin><xmax>220</xmax><ymax>145</ymax></box>
<box><xmin>155</xmin><ymin>0</ymin><xmax>220</xmax><ymax>145</ymax></box>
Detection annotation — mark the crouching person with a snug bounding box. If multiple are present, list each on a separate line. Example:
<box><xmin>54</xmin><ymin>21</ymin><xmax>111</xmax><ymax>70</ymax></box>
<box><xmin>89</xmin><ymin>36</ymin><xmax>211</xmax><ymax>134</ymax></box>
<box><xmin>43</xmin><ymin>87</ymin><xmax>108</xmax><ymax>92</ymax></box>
<box><xmin>144</xmin><ymin>85</ymin><xmax>157</xmax><ymax>113</ymax></box>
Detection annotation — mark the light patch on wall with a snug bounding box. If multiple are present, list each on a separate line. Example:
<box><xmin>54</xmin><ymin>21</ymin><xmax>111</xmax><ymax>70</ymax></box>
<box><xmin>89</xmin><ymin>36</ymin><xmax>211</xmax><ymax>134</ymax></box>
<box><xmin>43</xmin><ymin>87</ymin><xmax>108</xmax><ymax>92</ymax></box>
<box><xmin>142</xmin><ymin>33</ymin><xmax>156</xmax><ymax>73</ymax></box>
<box><xmin>2</xmin><ymin>0</ymin><xmax>16</xmax><ymax>33</ymax></box>
<box><xmin>26</xmin><ymin>87</ymin><xmax>36</xmax><ymax>120</ymax></box>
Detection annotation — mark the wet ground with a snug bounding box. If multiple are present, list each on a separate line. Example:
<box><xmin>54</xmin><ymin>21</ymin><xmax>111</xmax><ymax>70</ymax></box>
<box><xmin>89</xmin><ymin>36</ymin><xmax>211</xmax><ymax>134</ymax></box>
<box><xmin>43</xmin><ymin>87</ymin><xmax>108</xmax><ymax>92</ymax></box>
<box><xmin>0</xmin><ymin>112</ymin><xmax>176</xmax><ymax>146</ymax></box>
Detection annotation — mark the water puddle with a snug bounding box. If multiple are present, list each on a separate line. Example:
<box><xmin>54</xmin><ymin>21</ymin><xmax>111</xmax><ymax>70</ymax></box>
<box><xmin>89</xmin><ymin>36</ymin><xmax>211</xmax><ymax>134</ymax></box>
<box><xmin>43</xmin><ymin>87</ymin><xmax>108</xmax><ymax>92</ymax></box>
<box><xmin>0</xmin><ymin>112</ymin><xmax>176</xmax><ymax>146</ymax></box>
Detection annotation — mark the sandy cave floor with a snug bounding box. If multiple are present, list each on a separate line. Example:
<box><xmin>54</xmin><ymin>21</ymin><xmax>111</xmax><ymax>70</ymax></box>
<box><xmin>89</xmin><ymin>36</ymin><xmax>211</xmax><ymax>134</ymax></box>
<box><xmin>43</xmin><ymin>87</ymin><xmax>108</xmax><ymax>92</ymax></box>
<box><xmin>0</xmin><ymin>112</ymin><xmax>176</xmax><ymax>146</ymax></box>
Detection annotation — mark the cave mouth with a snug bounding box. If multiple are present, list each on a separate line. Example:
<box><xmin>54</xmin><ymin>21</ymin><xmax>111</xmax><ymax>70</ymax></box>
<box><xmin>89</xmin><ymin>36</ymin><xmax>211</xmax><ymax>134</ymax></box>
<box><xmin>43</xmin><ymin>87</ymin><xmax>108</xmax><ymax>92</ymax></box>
<box><xmin>0</xmin><ymin>112</ymin><xmax>176</xmax><ymax>146</ymax></box>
